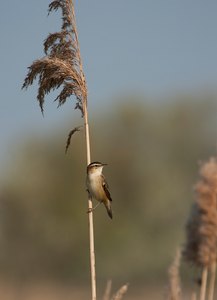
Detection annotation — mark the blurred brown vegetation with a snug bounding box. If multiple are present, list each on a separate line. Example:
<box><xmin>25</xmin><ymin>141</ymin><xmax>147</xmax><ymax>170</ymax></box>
<box><xmin>0</xmin><ymin>94</ymin><xmax>217</xmax><ymax>296</ymax></box>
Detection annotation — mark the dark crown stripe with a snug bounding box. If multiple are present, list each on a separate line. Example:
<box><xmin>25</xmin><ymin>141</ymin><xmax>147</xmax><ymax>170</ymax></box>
<box><xmin>88</xmin><ymin>161</ymin><xmax>102</xmax><ymax>167</ymax></box>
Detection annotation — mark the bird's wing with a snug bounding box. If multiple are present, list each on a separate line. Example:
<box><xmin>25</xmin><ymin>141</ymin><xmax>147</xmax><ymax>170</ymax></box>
<box><xmin>102</xmin><ymin>175</ymin><xmax>112</xmax><ymax>202</ymax></box>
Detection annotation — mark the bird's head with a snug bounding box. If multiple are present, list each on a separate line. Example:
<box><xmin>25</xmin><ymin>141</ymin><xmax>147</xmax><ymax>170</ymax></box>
<box><xmin>87</xmin><ymin>161</ymin><xmax>107</xmax><ymax>175</ymax></box>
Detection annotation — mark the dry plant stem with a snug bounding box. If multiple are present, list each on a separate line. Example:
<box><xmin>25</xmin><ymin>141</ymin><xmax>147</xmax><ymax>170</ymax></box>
<box><xmin>103</xmin><ymin>280</ymin><xmax>112</xmax><ymax>300</ymax></box>
<box><xmin>83</xmin><ymin>104</ymin><xmax>97</xmax><ymax>300</ymax></box>
<box><xmin>200</xmin><ymin>267</ymin><xmax>208</xmax><ymax>300</ymax></box>
<box><xmin>71</xmin><ymin>2</ymin><xmax>97</xmax><ymax>299</ymax></box>
<box><xmin>208</xmin><ymin>261</ymin><xmax>216</xmax><ymax>300</ymax></box>
<box><xmin>167</xmin><ymin>248</ymin><xmax>181</xmax><ymax>300</ymax></box>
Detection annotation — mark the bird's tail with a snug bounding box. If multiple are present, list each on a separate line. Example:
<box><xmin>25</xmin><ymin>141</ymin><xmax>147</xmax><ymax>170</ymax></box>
<box><xmin>105</xmin><ymin>202</ymin><xmax>113</xmax><ymax>219</ymax></box>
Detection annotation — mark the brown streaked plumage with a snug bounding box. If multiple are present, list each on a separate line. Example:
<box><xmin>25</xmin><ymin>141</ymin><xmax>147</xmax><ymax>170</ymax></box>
<box><xmin>86</xmin><ymin>162</ymin><xmax>113</xmax><ymax>219</ymax></box>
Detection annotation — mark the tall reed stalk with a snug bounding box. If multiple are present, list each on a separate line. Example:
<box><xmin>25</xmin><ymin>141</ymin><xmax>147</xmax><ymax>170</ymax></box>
<box><xmin>22</xmin><ymin>1</ymin><xmax>97</xmax><ymax>298</ymax></box>
<box><xmin>167</xmin><ymin>248</ymin><xmax>182</xmax><ymax>300</ymax></box>
<box><xmin>200</xmin><ymin>267</ymin><xmax>208</xmax><ymax>300</ymax></box>
<box><xmin>208</xmin><ymin>261</ymin><xmax>216</xmax><ymax>300</ymax></box>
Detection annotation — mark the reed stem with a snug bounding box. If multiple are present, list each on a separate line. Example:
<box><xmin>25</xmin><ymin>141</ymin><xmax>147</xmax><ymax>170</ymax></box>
<box><xmin>208</xmin><ymin>261</ymin><xmax>216</xmax><ymax>300</ymax></box>
<box><xmin>71</xmin><ymin>2</ymin><xmax>97</xmax><ymax>298</ymax></box>
<box><xmin>200</xmin><ymin>267</ymin><xmax>208</xmax><ymax>300</ymax></box>
<box><xmin>83</xmin><ymin>104</ymin><xmax>97</xmax><ymax>300</ymax></box>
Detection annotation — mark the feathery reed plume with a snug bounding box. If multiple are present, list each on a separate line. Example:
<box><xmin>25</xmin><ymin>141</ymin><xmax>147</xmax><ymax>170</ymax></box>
<box><xmin>22</xmin><ymin>0</ymin><xmax>87</xmax><ymax>115</ymax></box>
<box><xmin>22</xmin><ymin>1</ymin><xmax>97</xmax><ymax>299</ymax></box>
<box><xmin>111</xmin><ymin>284</ymin><xmax>128</xmax><ymax>300</ymax></box>
<box><xmin>167</xmin><ymin>248</ymin><xmax>182</xmax><ymax>300</ymax></box>
<box><xmin>65</xmin><ymin>126</ymin><xmax>82</xmax><ymax>153</ymax></box>
<box><xmin>183</xmin><ymin>157</ymin><xmax>217</xmax><ymax>300</ymax></box>
<box><xmin>183</xmin><ymin>157</ymin><xmax>217</xmax><ymax>266</ymax></box>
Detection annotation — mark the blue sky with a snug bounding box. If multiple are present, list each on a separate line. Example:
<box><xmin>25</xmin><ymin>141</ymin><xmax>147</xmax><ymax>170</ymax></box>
<box><xmin>1</xmin><ymin>0</ymin><xmax>217</xmax><ymax>169</ymax></box>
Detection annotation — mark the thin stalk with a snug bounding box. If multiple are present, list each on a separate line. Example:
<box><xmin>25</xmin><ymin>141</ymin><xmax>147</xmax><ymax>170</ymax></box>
<box><xmin>103</xmin><ymin>280</ymin><xmax>112</xmax><ymax>300</ymax></box>
<box><xmin>200</xmin><ymin>267</ymin><xmax>208</xmax><ymax>300</ymax></box>
<box><xmin>71</xmin><ymin>2</ymin><xmax>97</xmax><ymax>299</ymax></box>
<box><xmin>84</xmin><ymin>104</ymin><xmax>97</xmax><ymax>300</ymax></box>
<box><xmin>208</xmin><ymin>261</ymin><xmax>216</xmax><ymax>300</ymax></box>
<box><xmin>167</xmin><ymin>248</ymin><xmax>181</xmax><ymax>300</ymax></box>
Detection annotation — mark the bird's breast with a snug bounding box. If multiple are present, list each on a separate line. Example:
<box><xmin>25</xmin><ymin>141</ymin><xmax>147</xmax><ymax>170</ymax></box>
<box><xmin>87</xmin><ymin>174</ymin><xmax>105</xmax><ymax>201</ymax></box>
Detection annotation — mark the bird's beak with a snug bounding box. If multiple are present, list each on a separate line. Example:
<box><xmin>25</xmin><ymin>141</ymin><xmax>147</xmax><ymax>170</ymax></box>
<box><xmin>102</xmin><ymin>163</ymin><xmax>108</xmax><ymax>166</ymax></box>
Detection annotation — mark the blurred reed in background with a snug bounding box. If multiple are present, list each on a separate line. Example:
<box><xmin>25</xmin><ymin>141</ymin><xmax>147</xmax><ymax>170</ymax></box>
<box><xmin>0</xmin><ymin>94</ymin><xmax>217</xmax><ymax>299</ymax></box>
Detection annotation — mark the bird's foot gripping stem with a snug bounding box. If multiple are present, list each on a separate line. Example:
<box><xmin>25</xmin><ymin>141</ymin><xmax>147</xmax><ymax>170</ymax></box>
<box><xmin>87</xmin><ymin>207</ymin><xmax>93</xmax><ymax>214</ymax></box>
<box><xmin>86</xmin><ymin>202</ymin><xmax>101</xmax><ymax>214</ymax></box>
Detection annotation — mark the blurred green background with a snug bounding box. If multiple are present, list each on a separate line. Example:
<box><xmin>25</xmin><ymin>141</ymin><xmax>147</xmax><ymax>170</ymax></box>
<box><xmin>1</xmin><ymin>1</ymin><xmax>217</xmax><ymax>298</ymax></box>
<box><xmin>1</xmin><ymin>93</ymin><xmax>217</xmax><ymax>298</ymax></box>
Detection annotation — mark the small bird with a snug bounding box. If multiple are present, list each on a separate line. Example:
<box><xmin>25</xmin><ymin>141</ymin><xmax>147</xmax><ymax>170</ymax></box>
<box><xmin>86</xmin><ymin>161</ymin><xmax>113</xmax><ymax>219</ymax></box>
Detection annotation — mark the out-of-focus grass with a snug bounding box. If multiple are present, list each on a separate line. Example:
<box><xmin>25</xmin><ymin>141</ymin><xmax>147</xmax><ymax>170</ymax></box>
<box><xmin>0</xmin><ymin>281</ymin><xmax>195</xmax><ymax>300</ymax></box>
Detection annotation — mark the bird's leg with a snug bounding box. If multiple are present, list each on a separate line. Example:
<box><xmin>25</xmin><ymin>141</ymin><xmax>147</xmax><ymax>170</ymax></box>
<box><xmin>86</xmin><ymin>189</ymin><xmax>91</xmax><ymax>197</ymax></box>
<box><xmin>87</xmin><ymin>202</ymin><xmax>102</xmax><ymax>214</ymax></box>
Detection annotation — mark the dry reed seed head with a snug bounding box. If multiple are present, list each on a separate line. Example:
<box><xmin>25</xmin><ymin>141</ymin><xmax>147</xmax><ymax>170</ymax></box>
<box><xmin>48</xmin><ymin>0</ymin><xmax>74</xmax><ymax>31</ymax></box>
<box><xmin>112</xmin><ymin>284</ymin><xmax>129</xmax><ymax>300</ymax></box>
<box><xmin>22</xmin><ymin>0</ymin><xmax>87</xmax><ymax>115</ymax></box>
<box><xmin>199</xmin><ymin>157</ymin><xmax>217</xmax><ymax>188</ymax></box>
<box><xmin>183</xmin><ymin>157</ymin><xmax>217</xmax><ymax>268</ymax></box>
<box><xmin>65</xmin><ymin>126</ymin><xmax>82</xmax><ymax>153</ymax></box>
